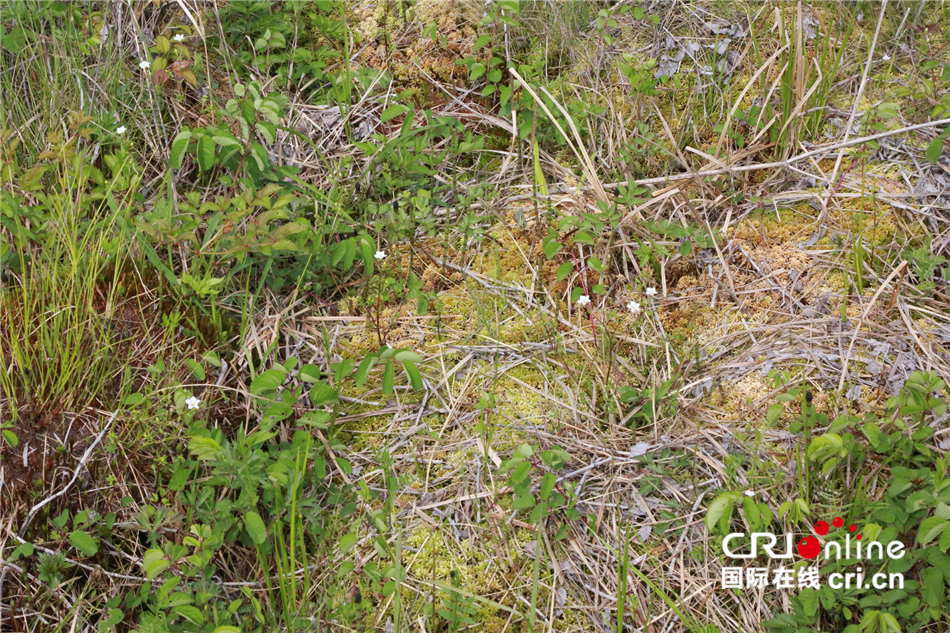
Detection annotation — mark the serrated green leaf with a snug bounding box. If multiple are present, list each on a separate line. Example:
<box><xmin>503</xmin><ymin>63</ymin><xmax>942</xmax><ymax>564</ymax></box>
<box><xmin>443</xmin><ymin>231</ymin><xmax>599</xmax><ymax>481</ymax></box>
<box><xmin>298</xmin><ymin>364</ymin><xmax>322</xmax><ymax>382</ymax></box>
<box><xmin>917</xmin><ymin>516</ymin><xmax>948</xmax><ymax>546</ymax></box>
<box><xmin>556</xmin><ymin>262</ymin><xmax>573</xmax><ymax>282</ymax></box>
<box><xmin>361</xmin><ymin>239</ymin><xmax>375</xmax><ymax>276</ymax></box>
<box><xmin>197</xmin><ymin>134</ymin><xmax>214</xmax><ymax>171</ymax></box>
<box><xmin>249</xmin><ymin>368</ymin><xmax>285</xmax><ymax>395</ymax></box>
<box><xmin>170</xmin><ymin>135</ymin><xmax>191</xmax><ymax>170</ymax></box>
<box><xmin>309</xmin><ymin>382</ymin><xmax>338</xmax><ymax>407</ymax></box>
<box><xmin>540</xmin><ymin>472</ymin><xmax>556</xmax><ymax>501</ymax></box>
<box><xmin>187</xmin><ymin>436</ymin><xmax>222</xmax><ymax>461</ymax></box>
<box><xmin>799</xmin><ymin>587</ymin><xmax>819</xmax><ymax>617</ymax></box>
<box><xmin>211</xmin><ymin>134</ymin><xmax>241</xmax><ymax>148</ymax></box>
<box><xmin>143</xmin><ymin>549</ymin><xmax>169</xmax><ymax>580</ymax></box>
<box><xmin>380</xmin><ymin>104</ymin><xmax>408</xmax><ymax>123</ymax></box>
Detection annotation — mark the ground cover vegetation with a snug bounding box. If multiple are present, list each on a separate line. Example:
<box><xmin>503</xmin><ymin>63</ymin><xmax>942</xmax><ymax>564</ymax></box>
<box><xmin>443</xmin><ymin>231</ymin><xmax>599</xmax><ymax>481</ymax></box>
<box><xmin>1</xmin><ymin>1</ymin><xmax>950</xmax><ymax>632</ymax></box>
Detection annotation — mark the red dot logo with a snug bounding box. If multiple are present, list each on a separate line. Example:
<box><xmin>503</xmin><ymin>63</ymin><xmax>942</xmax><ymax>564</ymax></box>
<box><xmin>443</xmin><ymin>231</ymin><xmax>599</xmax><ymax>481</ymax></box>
<box><xmin>798</xmin><ymin>537</ymin><xmax>821</xmax><ymax>559</ymax></box>
<box><xmin>833</xmin><ymin>516</ymin><xmax>844</xmax><ymax>528</ymax></box>
<box><xmin>857</xmin><ymin>534</ymin><xmax>862</xmax><ymax>540</ymax></box>
<box><xmin>849</xmin><ymin>524</ymin><xmax>857</xmax><ymax>532</ymax></box>
<box><xmin>814</xmin><ymin>520</ymin><xmax>830</xmax><ymax>536</ymax></box>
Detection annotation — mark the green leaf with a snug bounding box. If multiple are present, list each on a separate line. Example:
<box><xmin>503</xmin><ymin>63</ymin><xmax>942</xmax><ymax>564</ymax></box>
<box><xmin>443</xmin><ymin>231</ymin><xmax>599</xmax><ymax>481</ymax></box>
<box><xmin>297</xmin><ymin>364</ymin><xmax>322</xmax><ymax>382</ymax></box>
<box><xmin>360</xmin><ymin>239</ymin><xmax>375</xmax><ymax>276</ymax></box>
<box><xmin>543</xmin><ymin>237</ymin><xmax>562</xmax><ymax>260</ymax></box>
<box><xmin>394</xmin><ymin>350</ymin><xmax>423</xmax><ymax>363</ymax></box>
<box><xmin>380</xmin><ymin>104</ymin><xmax>408</xmax><ymax>123</ymax></box>
<box><xmin>197</xmin><ymin>134</ymin><xmax>214</xmax><ymax>172</ymax></box>
<box><xmin>172</xmin><ymin>605</ymin><xmax>204</xmax><ymax>625</ymax></box>
<box><xmin>2</xmin><ymin>430</ymin><xmax>18</xmax><ymax>448</ymax></box>
<box><xmin>556</xmin><ymin>262</ymin><xmax>573</xmax><ymax>282</ymax></box>
<box><xmin>921</xmin><ymin>566</ymin><xmax>944</xmax><ymax>607</ymax></box>
<box><xmin>402</xmin><ymin>360</ymin><xmax>423</xmax><ymax>391</ymax></box>
<box><xmin>382</xmin><ymin>359</ymin><xmax>395</xmax><ymax>395</ymax></box>
<box><xmin>184</xmin><ymin>359</ymin><xmax>205</xmax><ymax>381</ymax></box>
<box><xmin>212</xmin><ymin>627</ymin><xmax>243</xmax><ymax>633</ymax></box>
<box><xmin>69</xmin><ymin>530</ymin><xmax>99</xmax><ymax>556</ymax></box>
<box><xmin>308</xmin><ymin>382</ymin><xmax>338</xmax><ymax>407</ymax></box>
<box><xmin>470</xmin><ymin>63</ymin><xmax>486</xmax><ymax>81</ymax></box>
<box><xmin>143</xmin><ymin>548</ymin><xmax>169</xmax><ymax>580</ymax></box>
<box><xmin>211</xmin><ymin>134</ymin><xmax>241</xmax><ymax>148</ymax></box>
<box><xmin>170</xmin><ymin>131</ymin><xmax>192</xmax><ymax>169</ymax></box>
<box><xmin>202</xmin><ymin>351</ymin><xmax>221</xmax><ymax>368</ymax></box>
<box><xmin>473</xmin><ymin>34</ymin><xmax>491</xmax><ymax>50</ymax></box>
<box><xmin>540</xmin><ymin>473</ymin><xmax>556</xmax><ymax>501</ymax></box>
<box><xmin>250</xmin><ymin>368</ymin><xmax>285</xmax><ymax>395</ymax></box>
<box><xmin>513</xmin><ymin>493</ymin><xmax>536</xmax><ymax>510</ymax></box>
<box><xmin>8</xmin><ymin>542</ymin><xmax>33</xmax><ymax>562</ymax></box>
<box><xmin>187</xmin><ymin>436</ymin><xmax>222</xmax><ymax>461</ymax></box>
<box><xmin>799</xmin><ymin>587</ymin><xmax>819</xmax><ymax>617</ymax></box>
<box><xmin>339</xmin><ymin>533</ymin><xmax>358</xmax><ymax>553</ymax></box>
<box><xmin>354</xmin><ymin>355</ymin><xmax>376</xmax><ymax>388</ymax></box>
<box><xmin>98</xmin><ymin>608</ymin><xmax>123</xmax><ymax>632</ymax></box>
<box><xmin>244</xmin><ymin>512</ymin><xmax>267</xmax><ymax>546</ymax></box>
<box><xmin>917</xmin><ymin>516</ymin><xmax>948</xmax><ymax>546</ymax></box>
<box><xmin>939</xmin><ymin>523</ymin><xmax>950</xmax><ymax>552</ymax></box>
<box><xmin>705</xmin><ymin>492</ymin><xmax>736</xmax><ymax>532</ymax></box>
<box><xmin>927</xmin><ymin>133</ymin><xmax>946</xmax><ymax>163</ymax></box>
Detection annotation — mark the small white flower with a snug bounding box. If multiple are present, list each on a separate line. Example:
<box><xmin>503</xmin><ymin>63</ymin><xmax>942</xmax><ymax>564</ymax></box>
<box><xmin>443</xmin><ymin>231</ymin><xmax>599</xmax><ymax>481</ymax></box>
<box><xmin>139</xmin><ymin>59</ymin><xmax>150</xmax><ymax>70</ymax></box>
<box><xmin>744</xmin><ymin>490</ymin><xmax>755</xmax><ymax>498</ymax></box>
<box><xmin>374</xmin><ymin>250</ymin><xmax>386</xmax><ymax>260</ymax></box>
<box><xmin>116</xmin><ymin>126</ymin><xmax>127</xmax><ymax>135</ymax></box>
<box><xmin>173</xmin><ymin>33</ymin><xmax>185</xmax><ymax>42</ymax></box>
<box><xmin>882</xmin><ymin>53</ymin><xmax>891</xmax><ymax>61</ymax></box>
<box><xmin>185</xmin><ymin>396</ymin><xmax>201</xmax><ymax>410</ymax></box>
<box><xmin>627</xmin><ymin>300</ymin><xmax>641</xmax><ymax>314</ymax></box>
<box><xmin>576</xmin><ymin>294</ymin><xmax>591</xmax><ymax>306</ymax></box>
<box><xmin>645</xmin><ymin>287</ymin><xmax>657</xmax><ymax>297</ymax></box>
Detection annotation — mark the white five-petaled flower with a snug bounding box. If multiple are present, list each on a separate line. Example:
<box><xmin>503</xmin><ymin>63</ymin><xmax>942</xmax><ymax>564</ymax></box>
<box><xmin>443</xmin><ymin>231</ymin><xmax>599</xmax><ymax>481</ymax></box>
<box><xmin>645</xmin><ymin>287</ymin><xmax>657</xmax><ymax>297</ymax></box>
<box><xmin>173</xmin><ymin>33</ymin><xmax>185</xmax><ymax>42</ymax></box>
<box><xmin>185</xmin><ymin>396</ymin><xmax>201</xmax><ymax>410</ymax></box>
<box><xmin>374</xmin><ymin>250</ymin><xmax>386</xmax><ymax>260</ymax></box>
<box><xmin>139</xmin><ymin>59</ymin><xmax>150</xmax><ymax>70</ymax></box>
<box><xmin>627</xmin><ymin>300</ymin><xmax>641</xmax><ymax>314</ymax></box>
<box><xmin>576</xmin><ymin>294</ymin><xmax>591</xmax><ymax>306</ymax></box>
<box><xmin>116</xmin><ymin>126</ymin><xmax>127</xmax><ymax>135</ymax></box>
<box><xmin>744</xmin><ymin>490</ymin><xmax>755</xmax><ymax>497</ymax></box>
